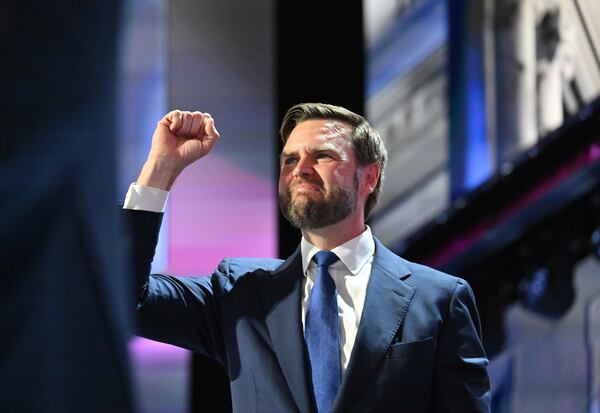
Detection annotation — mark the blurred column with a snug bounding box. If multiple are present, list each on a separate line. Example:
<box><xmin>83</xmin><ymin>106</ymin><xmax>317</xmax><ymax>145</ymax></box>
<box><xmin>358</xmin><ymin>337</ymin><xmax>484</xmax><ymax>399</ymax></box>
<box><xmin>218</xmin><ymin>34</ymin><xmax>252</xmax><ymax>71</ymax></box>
<box><xmin>495</xmin><ymin>0</ymin><xmax>537</xmax><ymax>164</ymax></box>
<box><xmin>448</xmin><ymin>0</ymin><xmax>495</xmax><ymax>198</ymax></box>
<box><xmin>536</xmin><ymin>2</ymin><xmax>575</xmax><ymax>136</ymax></box>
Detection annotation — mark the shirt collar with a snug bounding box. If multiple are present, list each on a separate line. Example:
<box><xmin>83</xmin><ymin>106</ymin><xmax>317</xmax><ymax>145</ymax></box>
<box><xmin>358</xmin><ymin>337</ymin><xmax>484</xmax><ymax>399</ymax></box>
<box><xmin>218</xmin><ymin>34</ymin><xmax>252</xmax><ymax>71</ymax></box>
<box><xmin>300</xmin><ymin>226</ymin><xmax>375</xmax><ymax>276</ymax></box>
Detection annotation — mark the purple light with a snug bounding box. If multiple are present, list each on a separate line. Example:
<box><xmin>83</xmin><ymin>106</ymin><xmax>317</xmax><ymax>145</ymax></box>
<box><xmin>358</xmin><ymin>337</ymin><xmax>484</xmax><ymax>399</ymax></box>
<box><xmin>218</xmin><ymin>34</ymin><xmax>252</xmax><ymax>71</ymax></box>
<box><xmin>168</xmin><ymin>155</ymin><xmax>277</xmax><ymax>275</ymax></box>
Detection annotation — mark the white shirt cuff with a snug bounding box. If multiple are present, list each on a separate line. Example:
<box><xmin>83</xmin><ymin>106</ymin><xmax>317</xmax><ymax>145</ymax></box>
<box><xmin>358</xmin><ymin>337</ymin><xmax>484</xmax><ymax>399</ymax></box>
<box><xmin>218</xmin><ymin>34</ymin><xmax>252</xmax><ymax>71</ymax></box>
<box><xmin>123</xmin><ymin>183</ymin><xmax>169</xmax><ymax>213</ymax></box>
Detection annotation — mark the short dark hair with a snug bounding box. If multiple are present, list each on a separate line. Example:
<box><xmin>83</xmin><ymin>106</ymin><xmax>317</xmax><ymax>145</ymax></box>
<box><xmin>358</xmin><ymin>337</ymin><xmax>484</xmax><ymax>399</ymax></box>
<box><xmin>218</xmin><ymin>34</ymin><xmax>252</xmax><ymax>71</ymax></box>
<box><xmin>279</xmin><ymin>103</ymin><xmax>387</xmax><ymax>219</ymax></box>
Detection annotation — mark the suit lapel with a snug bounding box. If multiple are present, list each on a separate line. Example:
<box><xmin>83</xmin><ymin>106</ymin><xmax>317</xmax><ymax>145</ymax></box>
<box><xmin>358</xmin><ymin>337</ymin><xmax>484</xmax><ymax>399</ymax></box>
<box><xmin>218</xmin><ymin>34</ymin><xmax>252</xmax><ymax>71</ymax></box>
<box><xmin>259</xmin><ymin>248</ymin><xmax>314</xmax><ymax>413</ymax></box>
<box><xmin>334</xmin><ymin>239</ymin><xmax>415</xmax><ymax>412</ymax></box>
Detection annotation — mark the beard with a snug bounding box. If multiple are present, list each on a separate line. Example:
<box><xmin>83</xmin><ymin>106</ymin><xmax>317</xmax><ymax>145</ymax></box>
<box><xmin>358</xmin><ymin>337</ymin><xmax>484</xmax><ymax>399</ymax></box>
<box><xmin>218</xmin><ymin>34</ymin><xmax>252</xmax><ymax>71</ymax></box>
<box><xmin>279</xmin><ymin>174</ymin><xmax>359</xmax><ymax>230</ymax></box>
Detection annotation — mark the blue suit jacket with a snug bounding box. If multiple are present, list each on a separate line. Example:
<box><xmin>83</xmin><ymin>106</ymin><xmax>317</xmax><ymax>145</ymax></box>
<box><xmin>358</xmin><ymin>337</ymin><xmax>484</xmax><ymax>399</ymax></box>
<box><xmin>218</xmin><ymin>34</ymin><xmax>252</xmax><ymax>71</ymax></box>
<box><xmin>129</xmin><ymin>210</ymin><xmax>490</xmax><ymax>412</ymax></box>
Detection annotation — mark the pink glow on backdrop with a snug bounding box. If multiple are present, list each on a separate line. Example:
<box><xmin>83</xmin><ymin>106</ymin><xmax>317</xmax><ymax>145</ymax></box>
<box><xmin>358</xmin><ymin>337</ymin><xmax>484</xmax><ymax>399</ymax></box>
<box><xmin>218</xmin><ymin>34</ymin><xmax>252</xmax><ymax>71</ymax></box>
<box><xmin>130</xmin><ymin>155</ymin><xmax>278</xmax><ymax>366</ymax></box>
<box><xmin>168</xmin><ymin>155</ymin><xmax>278</xmax><ymax>275</ymax></box>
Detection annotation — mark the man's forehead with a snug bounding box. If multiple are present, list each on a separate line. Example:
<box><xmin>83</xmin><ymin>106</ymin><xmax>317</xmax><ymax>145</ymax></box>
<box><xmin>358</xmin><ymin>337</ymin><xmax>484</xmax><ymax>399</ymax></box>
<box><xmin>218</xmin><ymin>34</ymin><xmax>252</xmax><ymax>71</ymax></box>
<box><xmin>287</xmin><ymin>119</ymin><xmax>352</xmax><ymax>143</ymax></box>
<box><xmin>320</xmin><ymin>120</ymin><xmax>352</xmax><ymax>138</ymax></box>
<box><xmin>281</xmin><ymin>119</ymin><xmax>356</xmax><ymax>162</ymax></box>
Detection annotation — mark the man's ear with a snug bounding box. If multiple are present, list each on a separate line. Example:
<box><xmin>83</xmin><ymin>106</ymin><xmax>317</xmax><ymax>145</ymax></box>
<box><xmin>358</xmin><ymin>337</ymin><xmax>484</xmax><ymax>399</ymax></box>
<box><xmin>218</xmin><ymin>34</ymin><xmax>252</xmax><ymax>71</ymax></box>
<box><xmin>362</xmin><ymin>163</ymin><xmax>380</xmax><ymax>194</ymax></box>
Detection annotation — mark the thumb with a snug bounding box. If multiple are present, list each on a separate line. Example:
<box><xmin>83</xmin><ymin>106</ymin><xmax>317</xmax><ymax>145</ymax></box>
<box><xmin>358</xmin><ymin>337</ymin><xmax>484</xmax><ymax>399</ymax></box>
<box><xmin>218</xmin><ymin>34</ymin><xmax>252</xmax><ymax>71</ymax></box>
<box><xmin>158</xmin><ymin>110</ymin><xmax>182</xmax><ymax>133</ymax></box>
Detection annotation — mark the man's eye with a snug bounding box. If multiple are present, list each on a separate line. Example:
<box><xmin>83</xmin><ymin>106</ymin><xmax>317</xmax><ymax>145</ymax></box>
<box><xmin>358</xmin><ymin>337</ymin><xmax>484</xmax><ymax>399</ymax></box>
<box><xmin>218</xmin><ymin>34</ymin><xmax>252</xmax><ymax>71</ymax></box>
<box><xmin>317</xmin><ymin>153</ymin><xmax>333</xmax><ymax>159</ymax></box>
<box><xmin>283</xmin><ymin>158</ymin><xmax>298</xmax><ymax>165</ymax></box>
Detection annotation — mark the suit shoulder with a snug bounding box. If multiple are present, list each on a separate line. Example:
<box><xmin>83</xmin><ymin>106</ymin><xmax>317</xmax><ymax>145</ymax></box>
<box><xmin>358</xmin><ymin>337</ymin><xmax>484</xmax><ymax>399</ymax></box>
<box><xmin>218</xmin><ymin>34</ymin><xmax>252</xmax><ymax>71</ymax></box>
<box><xmin>374</xmin><ymin>238</ymin><xmax>468</xmax><ymax>291</ymax></box>
<box><xmin>210</xmin><ymin>257</ymin><xmax>285</xmax><ymax>293</ymax></box>
<box><xmin>215</xmin><ymin>257</ymin><xmax>284</xmax><ymax>279</ymax></box>
<box><xmin>400</xmin><ymin>257</ymin><xmax>469</xmax><ymax>291</ymax></box>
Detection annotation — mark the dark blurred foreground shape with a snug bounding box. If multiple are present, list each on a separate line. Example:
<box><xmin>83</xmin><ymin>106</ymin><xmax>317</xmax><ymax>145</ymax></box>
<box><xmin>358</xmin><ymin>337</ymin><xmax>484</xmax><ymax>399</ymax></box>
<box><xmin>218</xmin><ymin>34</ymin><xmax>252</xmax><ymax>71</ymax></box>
<box><xmin>0</xmin><ymin>2</ymin><xmax>134</xmax><ymax>412</ymax></box>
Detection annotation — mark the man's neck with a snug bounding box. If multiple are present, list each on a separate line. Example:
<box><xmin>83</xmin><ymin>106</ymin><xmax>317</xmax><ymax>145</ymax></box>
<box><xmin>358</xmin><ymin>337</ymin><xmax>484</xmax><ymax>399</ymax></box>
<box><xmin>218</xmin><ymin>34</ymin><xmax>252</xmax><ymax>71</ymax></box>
<box><xmin>301</xmin><ymin>215</ymin><xmax>366</xmax><ymax>250</ymax></box>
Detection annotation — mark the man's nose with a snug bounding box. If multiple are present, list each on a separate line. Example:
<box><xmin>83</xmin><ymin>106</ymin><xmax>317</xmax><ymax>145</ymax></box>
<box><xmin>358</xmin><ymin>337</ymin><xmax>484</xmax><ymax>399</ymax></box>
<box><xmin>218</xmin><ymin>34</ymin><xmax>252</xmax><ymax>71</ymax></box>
<box><xmin>293</xmin><ymin>156</ymin><xmax>314</xmax><ymax>178</ymax></box>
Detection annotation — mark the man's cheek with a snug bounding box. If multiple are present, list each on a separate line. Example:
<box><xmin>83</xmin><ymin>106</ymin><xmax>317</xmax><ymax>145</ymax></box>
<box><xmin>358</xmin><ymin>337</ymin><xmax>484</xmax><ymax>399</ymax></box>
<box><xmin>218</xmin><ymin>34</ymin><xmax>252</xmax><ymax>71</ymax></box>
<box><xmin>332</xmin><ymin>170</ymin><xmax>346</xmax><ymax>183</ymax></box>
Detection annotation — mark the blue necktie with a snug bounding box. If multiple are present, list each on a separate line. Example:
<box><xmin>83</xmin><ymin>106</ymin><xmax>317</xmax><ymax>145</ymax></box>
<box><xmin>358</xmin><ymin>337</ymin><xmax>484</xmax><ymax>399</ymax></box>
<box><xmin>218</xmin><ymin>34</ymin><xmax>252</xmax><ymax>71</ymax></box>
<box><xmin>305</xmin><ymin>250</ymin><xmax>341</xmax><ymax>413</ymax></box>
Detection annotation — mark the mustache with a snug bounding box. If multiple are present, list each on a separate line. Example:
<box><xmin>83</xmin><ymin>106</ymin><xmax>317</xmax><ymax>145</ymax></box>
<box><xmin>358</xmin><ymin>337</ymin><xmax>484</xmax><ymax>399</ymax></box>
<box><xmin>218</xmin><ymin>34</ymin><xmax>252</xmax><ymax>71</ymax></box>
<box><xmin>289</xmin><ymin>178</ymin><xmax>324</xmax><ymax>192</ymax></box>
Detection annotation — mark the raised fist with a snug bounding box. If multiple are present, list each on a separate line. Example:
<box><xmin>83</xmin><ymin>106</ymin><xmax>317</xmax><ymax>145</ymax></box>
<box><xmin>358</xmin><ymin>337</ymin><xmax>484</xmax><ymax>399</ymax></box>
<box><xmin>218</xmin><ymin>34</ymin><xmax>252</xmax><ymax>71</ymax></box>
<box><xmin>137</xmin><ymin>110</ymin><xmax>220</xmax><ymax>190</ymax></box>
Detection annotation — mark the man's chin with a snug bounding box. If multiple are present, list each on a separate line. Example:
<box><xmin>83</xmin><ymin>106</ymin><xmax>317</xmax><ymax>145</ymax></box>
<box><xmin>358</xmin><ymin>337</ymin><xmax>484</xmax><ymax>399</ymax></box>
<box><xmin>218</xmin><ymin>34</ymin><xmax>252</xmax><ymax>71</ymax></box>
<box><xmin>291</xmin><ymin>189</ymin><xmax>323</xmax><ymax>202</ymax></box>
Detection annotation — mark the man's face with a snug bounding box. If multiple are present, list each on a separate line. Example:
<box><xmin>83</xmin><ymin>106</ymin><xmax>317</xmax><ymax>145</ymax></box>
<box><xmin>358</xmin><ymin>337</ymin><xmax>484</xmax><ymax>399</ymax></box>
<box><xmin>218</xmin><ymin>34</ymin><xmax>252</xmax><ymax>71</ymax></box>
<box><xmin>278</xmin><ymin>119</ymin><xmax>361</xmax><ymax>229</ymax></box>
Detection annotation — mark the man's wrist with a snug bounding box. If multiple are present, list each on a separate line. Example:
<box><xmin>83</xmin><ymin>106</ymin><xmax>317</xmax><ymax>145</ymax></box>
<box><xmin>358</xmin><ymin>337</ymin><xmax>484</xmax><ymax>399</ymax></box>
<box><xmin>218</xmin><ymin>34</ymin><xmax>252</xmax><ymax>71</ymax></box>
<box><xmin>136</xmin><ymin>157</ymin><xmax>182</xmax><ymax>191</ymax></box>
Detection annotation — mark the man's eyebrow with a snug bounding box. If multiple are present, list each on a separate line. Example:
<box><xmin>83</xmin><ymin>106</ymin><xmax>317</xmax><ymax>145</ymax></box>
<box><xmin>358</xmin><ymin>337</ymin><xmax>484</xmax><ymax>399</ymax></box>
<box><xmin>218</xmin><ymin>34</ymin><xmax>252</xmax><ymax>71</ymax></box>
<box><xmin>311</xmin><ymin>143</ymin><xmax>341</xmax><ymax>153</ymax></box>
<box><xmin>280</xmin><ymin>143</ymin><xmax>341</xmax><ymax>158</ymax></box>
<box><xmin>280</xmin><ymin>149</ymin><xmax>296</xmax><ymax>158</ymax></box>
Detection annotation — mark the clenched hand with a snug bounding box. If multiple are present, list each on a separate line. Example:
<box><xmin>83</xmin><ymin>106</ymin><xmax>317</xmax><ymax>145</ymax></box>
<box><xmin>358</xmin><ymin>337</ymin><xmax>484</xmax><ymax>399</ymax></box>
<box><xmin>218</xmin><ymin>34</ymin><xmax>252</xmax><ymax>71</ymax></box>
<box><xmin>137</xmin><ymin>110</ymin><xmax>220</xmax><ymax>190</ymax></box>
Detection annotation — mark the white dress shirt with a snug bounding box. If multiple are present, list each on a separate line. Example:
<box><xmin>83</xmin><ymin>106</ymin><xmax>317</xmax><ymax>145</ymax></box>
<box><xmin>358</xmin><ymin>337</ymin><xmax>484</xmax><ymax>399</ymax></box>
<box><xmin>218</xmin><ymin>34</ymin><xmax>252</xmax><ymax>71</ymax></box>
<box><xmin>123</xmin><ymin>183</ymin><xmax>374</xmax><ymax>376</ymax></box>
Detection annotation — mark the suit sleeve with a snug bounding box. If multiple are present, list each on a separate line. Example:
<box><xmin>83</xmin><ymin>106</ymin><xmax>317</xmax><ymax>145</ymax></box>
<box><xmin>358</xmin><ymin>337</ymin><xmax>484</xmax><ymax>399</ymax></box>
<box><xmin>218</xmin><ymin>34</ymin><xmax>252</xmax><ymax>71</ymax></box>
<box><xmin>434</xmin><ymin>280</ymin><xmax>491</xmax><ymax>413</ymax></box>
<box><xmin>123</xmin><ymin>209</ymin><xmax>226</xmax><ymax>365</ymax></box>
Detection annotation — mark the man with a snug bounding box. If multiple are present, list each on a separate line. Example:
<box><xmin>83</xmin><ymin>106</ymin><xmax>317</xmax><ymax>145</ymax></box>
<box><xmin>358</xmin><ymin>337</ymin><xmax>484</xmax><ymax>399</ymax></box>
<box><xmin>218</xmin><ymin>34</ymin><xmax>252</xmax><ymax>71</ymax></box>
<box><xmin>124</xmin><ymin>103</ymin><xmax>491</xmax><ymax>412</ymax></box>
